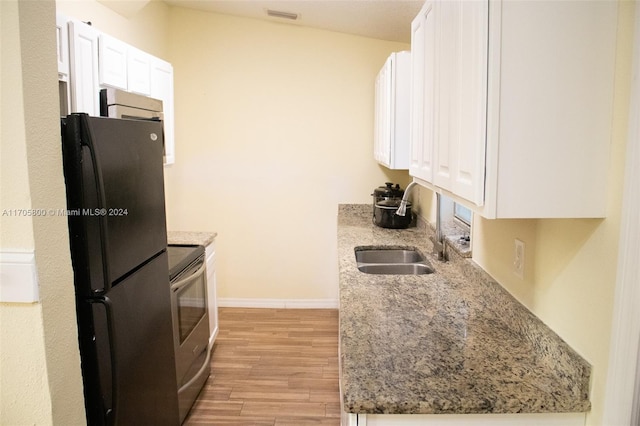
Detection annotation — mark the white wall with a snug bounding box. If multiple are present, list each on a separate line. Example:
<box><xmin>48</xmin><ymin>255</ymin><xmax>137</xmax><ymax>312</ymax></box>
<box><xmin>163</xmin><ymin>8</ymin><xmax>411</xmax><ymax>304</ymax></box>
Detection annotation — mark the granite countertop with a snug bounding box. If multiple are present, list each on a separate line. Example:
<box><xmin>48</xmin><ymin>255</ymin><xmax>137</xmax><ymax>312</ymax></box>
<box><xmin>167</xmin><ymin>231</ymin><xmax>217</xmax><ymax>247</ymax></box>
<box><xmin>338</xmin><ymin>204</ymin><xmax>591</xmax><ymax>415</ymax></box>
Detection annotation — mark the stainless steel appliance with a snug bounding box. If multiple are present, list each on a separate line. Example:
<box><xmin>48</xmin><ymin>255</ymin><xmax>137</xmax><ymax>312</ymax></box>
<box><xmin>100</xmin><ymin>87</ymin><xmax>163</xmax><ymax>121</ymax></box>
<box><xmin>167</xmin><ymin>245</ymin><xmax>211</xmax><ymax>424</ymax></box>
<box><xmin>61</xmin><ymin>113</ymin><xmax>180</xmax><ymax>425</ymax></box>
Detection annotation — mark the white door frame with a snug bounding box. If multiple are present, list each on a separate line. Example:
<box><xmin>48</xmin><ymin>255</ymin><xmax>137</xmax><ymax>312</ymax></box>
<box><xmin>602</xmin><ymin>4</ymin><xmax>640</xmax><ymax>425</ymax></box>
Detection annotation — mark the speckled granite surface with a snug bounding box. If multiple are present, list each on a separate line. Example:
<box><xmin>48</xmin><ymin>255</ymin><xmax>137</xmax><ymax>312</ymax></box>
<box><xmin>338</xmin><ymin>204</ymin><xmax>590</xmax><ymax>415</ymax></box>
<box><xmin>167</xmin><ymin>231</ymin><xmax>217</xmax><ymax>247</ymax></box>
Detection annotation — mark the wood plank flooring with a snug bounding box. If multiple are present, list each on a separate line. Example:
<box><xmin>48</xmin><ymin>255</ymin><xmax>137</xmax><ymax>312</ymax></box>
<box><xmin>184</xmin><ymin>308</ymin><xmax>341</xmax><ymax>426</ymax></box>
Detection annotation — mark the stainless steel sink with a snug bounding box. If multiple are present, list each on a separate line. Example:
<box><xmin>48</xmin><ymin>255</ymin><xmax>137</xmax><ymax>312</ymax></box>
<box><xmin>355</xmin><ymin>249</ymin><xmax>424</xmax><ymax>264</ymax></box>
<box><xmin>357</xmin><ymin>263</ymin><xmax>434</xmax><ymax>275</ymax></box>
<box><xmin>354</xmin><ymin>247</ymin><xmax>434</xmax><ymax>275</ymax></box>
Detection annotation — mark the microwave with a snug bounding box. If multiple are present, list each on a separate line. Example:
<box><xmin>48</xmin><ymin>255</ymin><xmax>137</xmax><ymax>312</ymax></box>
<box><xmin>100</xmin><ymin>88</ymin><xmax>163</xmax><ymax>121</ymax></box>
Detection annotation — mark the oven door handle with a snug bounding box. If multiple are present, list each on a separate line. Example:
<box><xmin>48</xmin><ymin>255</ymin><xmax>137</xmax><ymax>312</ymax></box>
<box><xmin>178</xmin><ymin>345</ymin><xmax>212</xmax><ymax>394</ymax></box>
<box><xmin>170</xmin><ymin>260</ymin><xmax>206</xmax><ymax>292</ymax></box>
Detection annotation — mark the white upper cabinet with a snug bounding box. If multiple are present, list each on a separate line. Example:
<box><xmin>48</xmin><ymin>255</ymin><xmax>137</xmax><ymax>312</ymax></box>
<box><xmin>409</xmin><ymin>1</ymin><xmax>435</xmax><ymax>182</ymax></box>
<box><xmin>98</xmin><ymin>33</ymin><xmax>128</xmax><ymax>90</ymax></box>
<box><xmin>410</xmin><ymin>0</ymin><xmax>618</xmax><ymax>218</ymax></box>
<box><xmin>56</xmin><ymin>14</ymin><xmax>70</xmax><ymax>81</ymax></box>
<box><xmin>432</xmin><ymin>0</ymin><xmax>488</xmax><ymax>206</ymax></box>
<box><xmin>59</xmin><ymin>14</ymin><xmax>176</xmax><ymax>165</ymax></box>
<box><xmin>150</xmin><ymin>58</ymin><xmax>175</xmax><ymax>165</ymax></box>
<box><xmin>128</xmin><ymin>47</ymin><xmax>152</xmax><ymax>96</ymax></box>
<box><xmin>374</xmin><ymin>51</ymin><xmax>411</xmax><ymax>170</ymax></box>
<box><xmin>68</xmin><ymin>20</ymin><xmax>100</xmax><ymax>116</ymax></box>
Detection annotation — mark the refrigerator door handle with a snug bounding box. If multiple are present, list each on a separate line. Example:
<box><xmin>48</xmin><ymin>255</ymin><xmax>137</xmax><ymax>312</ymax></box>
<box><xmin>80</xmin><ymin>114</ymin><xmax>113</xmax><ymax>294</ymax></box>
<box><xmin>91</xmin><ymin>296</ymin><xmax>118</xmax><ymax>424</ymax></box>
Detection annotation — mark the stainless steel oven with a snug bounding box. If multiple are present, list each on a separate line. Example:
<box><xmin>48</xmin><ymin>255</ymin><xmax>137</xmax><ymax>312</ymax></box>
<box><xmin>167</xmin><ymin>245</ymin><xmax>210</xmax><ymax>423</ymax></box>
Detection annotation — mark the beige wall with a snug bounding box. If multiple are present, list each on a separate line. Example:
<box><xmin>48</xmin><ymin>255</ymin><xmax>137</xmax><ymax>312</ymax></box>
<box><xmin>470</xmin><ymin>3</ymin><xmax>635</xmax><ymax>425</ymax></box>
<box><xmin>0</xmin><ymin>0</ymin><xmax>85</xmax><ymax>424</ymax></box>
<box><xmin>1</xmin><ymin>2</ymin><xmax>50</xmax><ymax>422</ymax></box>
<box><xmin>163</xmin><ymin>8</ymin><xmax>411</xmax><ymax>302</ymax></box>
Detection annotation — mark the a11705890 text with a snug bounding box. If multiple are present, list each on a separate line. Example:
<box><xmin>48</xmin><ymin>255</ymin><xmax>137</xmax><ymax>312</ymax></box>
<box><xmin>2</xmin><ymin>208</ymin><xmax>129</xmax><ymax>217</ymax></box>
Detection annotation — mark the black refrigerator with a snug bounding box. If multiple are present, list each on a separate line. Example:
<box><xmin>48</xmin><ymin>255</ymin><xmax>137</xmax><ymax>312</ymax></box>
<box><xmin>61</xmin><ymin>113</ymin><xmax>180</xmax><ymax>425</ymax></box>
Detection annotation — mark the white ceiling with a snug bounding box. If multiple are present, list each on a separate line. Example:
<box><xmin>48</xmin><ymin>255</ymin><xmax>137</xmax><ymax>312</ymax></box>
<box><xmin>162</xmin><ymin>0</ymin><xmax>423</xmax><ymax>43</ymax></box>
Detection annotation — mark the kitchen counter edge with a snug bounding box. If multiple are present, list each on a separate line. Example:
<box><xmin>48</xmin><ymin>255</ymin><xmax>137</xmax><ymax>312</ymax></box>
<box><xmin>168</xmin><ymin>231</ymin><xmax>217</xmax><ymax>247</ymax></box>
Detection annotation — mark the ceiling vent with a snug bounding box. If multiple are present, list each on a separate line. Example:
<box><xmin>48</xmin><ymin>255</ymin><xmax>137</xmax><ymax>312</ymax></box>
<box><xmin>266</xmin><ymin>9</ymin><xmax>299</xmax><ymax>20</ymax></box>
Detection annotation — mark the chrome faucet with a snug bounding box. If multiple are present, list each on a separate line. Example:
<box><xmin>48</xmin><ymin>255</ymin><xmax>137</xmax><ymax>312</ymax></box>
<box><xmin>433</xmin><ymin>192</ymin><xmax>447</xmax><ymax>261</ymax></box>
<box><xmin>395</xmin><ymin>182</ymin><xmax>447</xmax><ymax>260</ymax></box>
<box><xmin>395</xmin><ymin>181</ymin><xmax>418</xmax><ymax>217</ymax></box>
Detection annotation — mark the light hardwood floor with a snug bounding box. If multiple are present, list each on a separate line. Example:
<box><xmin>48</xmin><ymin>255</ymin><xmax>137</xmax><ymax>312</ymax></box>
<box><xmin>184</xmin><ymin>307</ymin><xmax>341</xmax><ymax>426</ymax></box>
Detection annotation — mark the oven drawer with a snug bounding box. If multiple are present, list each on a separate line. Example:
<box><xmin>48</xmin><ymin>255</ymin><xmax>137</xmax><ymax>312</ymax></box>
<box><xmin>177</xmin><ymin>345</ymin><xmax>210</xmax><ymax>422</ymax></box>
<box><xmin>170</xmin><ymin>255</ymin><xmax>210</xmax><ymax>388</ymax></box>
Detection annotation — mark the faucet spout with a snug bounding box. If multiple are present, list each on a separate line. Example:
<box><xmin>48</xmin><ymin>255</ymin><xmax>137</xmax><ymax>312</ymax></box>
<box><xmin>395</xmin><ymin>181</ymin><xmax>418</xmax><ymax>217</ymax></box>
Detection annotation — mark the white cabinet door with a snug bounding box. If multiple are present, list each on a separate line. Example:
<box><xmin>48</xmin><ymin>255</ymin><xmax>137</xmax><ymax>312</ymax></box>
<box><xmin>128</xmin><ymin>47</ymin><xmax>152</xmax><ymax>96</ymax></box>
<box><xmin>98</xmin><ymin>34</ymin><xmax>128</xmax><ymax>90</ymax></box>
<box><xmin>432</xmin><ymin>0</ymin><xmax>454</xmax><ymax>191</ymax></box>
<box><xmin>56</xmin><ymin>14</ymin><xmax>69</xmax><ymax>81</ymax></box>
<box><xmin>419</xmin><ymin>0</ymin><xmax>488</xmax><ymax>206</ymax></box>
<box><xmin>374</xmin><ymin>59</ymin><xmax>391</xmax><ymax>166</ymax></box>
<box><xmin>150</xmin><ymin>58</ymin><xmax>175</xmax><ymax>165</ymax></box>
<box><xmin>409</xmin><ymin>1</ymin><xmax>435</xmax><ymax>182</ymax></box>
<box><xmin>483</xmin><ymin>0</ymin><xmax>616</xmax><ymax>218</ymax></box>
<box><xmin>448</xmin><ymin>0</ymin><xmax>488</xmax><ymax>206</ymax></box>
<box><xmin>374</xmin><ymin>72</ymin><xmax>382</xmax><ymax>163</ymax></box>
<box><xmin>374</xmin><ymin>52</ymin><xmax>410</xmax><ymax>170</ymax></box>
<box><xmin>68</xmin><ymin>20</ymin><xmax>100</xmax><ymax>115</ymax></box>
<box><xmin>392</xmin><ymin>53</ymin><xmax>411</xmax><ymax>169</ymax></box>
<box><xmin>205</xmin><ymin>241</ymin><xmax>218</xmax><ymax>350</ymax></box>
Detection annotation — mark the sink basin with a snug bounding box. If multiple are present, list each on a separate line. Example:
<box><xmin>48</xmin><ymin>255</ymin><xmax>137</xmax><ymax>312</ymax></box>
<box><xmin>355</xmin><ymin>249</ymin><xmax>424</xmax><ymax>264</ymax></box>
<box><xmin>357</xmin><ymin>264</ymin><xmax>434</xmax><ymax>275</ymax></box>
<box><xmin>354</xmin><ymin>247</ymin><xmax>434</xmax><ymax>275</ymax></box>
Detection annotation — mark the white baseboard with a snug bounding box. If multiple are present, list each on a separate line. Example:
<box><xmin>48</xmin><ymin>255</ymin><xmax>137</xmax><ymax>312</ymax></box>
<box><xmin>218</xmin><ymin>298</ymin><xmax>339</xmax><ymax>309</ymax></box>
<box><xmin>0</xmin><ymin>250</ymin><xmax>39</xmax><ymax>303</ymax></box>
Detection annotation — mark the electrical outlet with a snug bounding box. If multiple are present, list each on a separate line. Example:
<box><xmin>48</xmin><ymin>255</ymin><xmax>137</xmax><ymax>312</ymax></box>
<box><xmin>514</xmin><ymin>239</ymin><xmax>525</xmax><ymax>279</ymax></box>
